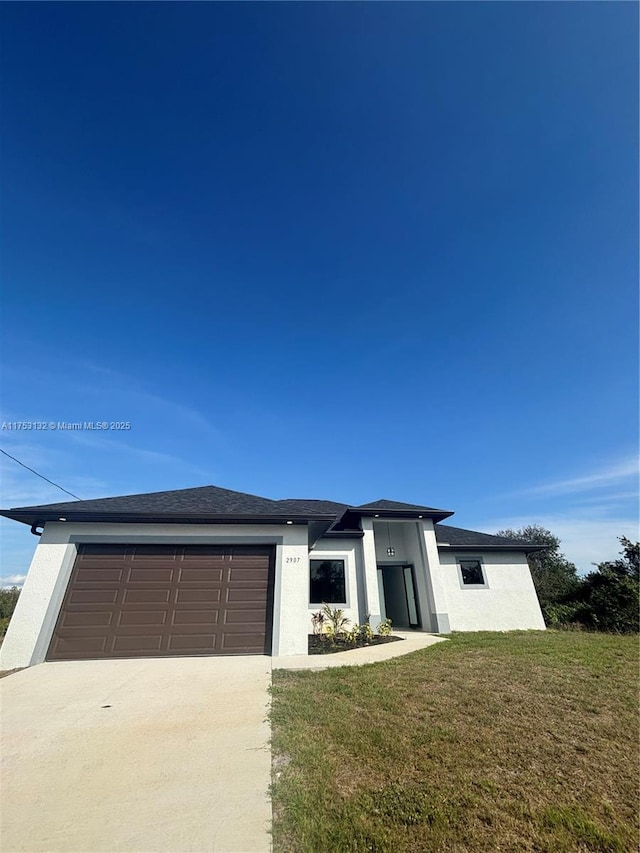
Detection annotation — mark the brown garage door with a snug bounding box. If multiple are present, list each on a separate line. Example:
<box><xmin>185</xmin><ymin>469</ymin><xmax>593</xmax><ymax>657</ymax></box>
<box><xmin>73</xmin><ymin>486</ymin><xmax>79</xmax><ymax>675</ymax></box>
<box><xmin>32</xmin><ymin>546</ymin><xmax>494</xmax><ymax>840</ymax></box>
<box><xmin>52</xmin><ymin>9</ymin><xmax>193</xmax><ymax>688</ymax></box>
<box><xmin>47</xmin><ymin>544</ymin><xmax>274</xmax><ymax>660</ymax></box>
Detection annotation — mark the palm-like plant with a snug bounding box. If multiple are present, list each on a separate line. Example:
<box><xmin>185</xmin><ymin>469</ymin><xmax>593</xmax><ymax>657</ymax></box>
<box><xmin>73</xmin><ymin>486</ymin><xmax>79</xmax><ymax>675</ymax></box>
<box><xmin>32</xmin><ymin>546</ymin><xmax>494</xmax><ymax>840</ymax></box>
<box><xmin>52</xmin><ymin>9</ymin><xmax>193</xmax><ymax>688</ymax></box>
<box><xmin>322</xmin><ymin>603</ymin><xmax>350</xmax><ymax>637</ymax></box>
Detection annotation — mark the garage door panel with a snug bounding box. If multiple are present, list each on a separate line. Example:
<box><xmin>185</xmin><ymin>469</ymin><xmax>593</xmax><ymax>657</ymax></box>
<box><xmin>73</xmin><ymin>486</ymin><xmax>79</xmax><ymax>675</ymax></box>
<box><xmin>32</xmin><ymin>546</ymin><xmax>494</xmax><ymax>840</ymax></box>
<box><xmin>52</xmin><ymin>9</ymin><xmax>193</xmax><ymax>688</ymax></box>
<box><xmin>171</xmin><ymin>609</ymin><xmax>219</xmax><ymax>625</ymax></box>
<box><xmin>74</xmin><ymin>568</ymin><xmax>124</xmax><ymax>583</ymax></box>
<box><xmin>112</xmin><ymin>635</ymin><xmax>164</xmax><ymax>652</ymax></box>
<box><xmin>167</xmin><ymin>634</ymin><xmax>217</xmax><ymax>651</ymax></box>
<box><xmin>129</xmin><ymin>546</ymin><xmax>179</xmax><ymax>560</ymax></box>
<box><xmin>59</xmin><ymin>611</ymin><xmax>114</xmax><ymax>628</ymax></box>
<box><xmin>227</xmin><ymin>587</ymin><xmax>268</xmax><ymax>603</ymax></box>
<box><xmin>118</xmin><ymin>610</ymin><xmax>168</xmax><ymax>626</ymax></box>
<box><xmin>228</xmin><ymin>567</ymin><xmax>270</xmax><ymax>583</ymax></box>
<box><xmin>127</xmin><ymin>568</ymin><xmax>174</xmax><ymax>583</ymax></box>
<box><xmin>80</xmin><ymin>545</ymin><xmax>131</xmax><ymax>558</ymax></box>
<box><xmin>178</xmin><ymin>568</ymin><xmax>224</xmax><ymax>583</ymax></box>
<box><xmin>47</xmin><ymin>545</ymin><xmax>274</xmax><ymax>660</ymax></box>
<box><xmin>180</xmin><ymin>548</ymin><xmax>226</xmax><ymax>562</ymax></box>
<box><xmin>176</xmin><ymin>588</ymin><xmax>221</xmax><ymax>603</ymax></box>
<box><xmin>68</xmin><ymin>589</ymin><xmax>119</xmax><ymax>605</ymax></box>
<box><xmin>224</xmin><ymin>609</ymin><xmax>268</xmax><ymax>624</ymax></box>
<box><xmin>51</xmin><ymin>636</ymin><xmax>108</xmax><ymax>657</ymax></box>
<box><xmin>167</xmin><ymin>624</ymin><xmax>221</xmax><ymax>637</ymax></box>
<box><xmin>123</xmin><ymin>588</ymin><xmax>172</xmax><ymax>604</ymax></box>
<box><xmin>221</xmin><ymin>633</ymin><xmax>265</xmax><ymax>650</ymax></box>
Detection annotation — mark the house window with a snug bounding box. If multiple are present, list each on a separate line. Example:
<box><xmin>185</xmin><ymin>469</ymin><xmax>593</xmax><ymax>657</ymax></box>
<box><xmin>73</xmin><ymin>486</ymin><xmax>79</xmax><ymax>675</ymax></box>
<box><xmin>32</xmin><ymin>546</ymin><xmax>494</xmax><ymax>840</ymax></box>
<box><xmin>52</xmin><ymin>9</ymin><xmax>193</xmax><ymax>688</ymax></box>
<box><xmin>310</xmin><ymin>560</ymin><xmax>346</xmax><ymax>605</ymax></box>
<box><xmin>458</xmin><ymin>558</ymin><xmax>487</xmax><ymax>587</ymax></box>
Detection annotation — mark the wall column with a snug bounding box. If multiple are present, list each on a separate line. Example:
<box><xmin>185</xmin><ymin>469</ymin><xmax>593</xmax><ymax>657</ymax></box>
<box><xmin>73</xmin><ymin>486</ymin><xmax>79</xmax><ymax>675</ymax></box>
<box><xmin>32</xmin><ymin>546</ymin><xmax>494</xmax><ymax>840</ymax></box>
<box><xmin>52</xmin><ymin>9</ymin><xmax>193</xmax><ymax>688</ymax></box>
<box><xmin>420</xmin><ymin>519</ymin><xmax>451</xmax><ymax>633</ymax></box>
<box><xmin>0</xmin><ymin>532</ymin><xmax>77</xmax><ymax>669</ymax></box>
<box><xmin>361</xmin><ymin>518</ymin><xmax>382</xmax><ymax>631</ymax></box>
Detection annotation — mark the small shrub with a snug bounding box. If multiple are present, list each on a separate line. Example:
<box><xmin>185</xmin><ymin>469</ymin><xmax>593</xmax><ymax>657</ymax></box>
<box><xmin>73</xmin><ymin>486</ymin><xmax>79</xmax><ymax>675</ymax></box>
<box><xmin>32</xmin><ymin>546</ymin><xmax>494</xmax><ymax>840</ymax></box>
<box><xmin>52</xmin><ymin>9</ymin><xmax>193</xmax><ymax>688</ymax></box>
<box><xmin>345</xmin><ymin>625</ymin><xmax>362</xmax><ymax>645</ymax></box>
<box><xmin>377</xmin><ymin>618</ymin><xmax>393</xmax><ymax>637</ymax></box>
<box><xmin>544</xmin><ymin>603</ymin><xmax>583</xmax><ymax>629</ymax></box>
<box><xmin>359</xmin><ymin>623</ymin><xmax>374</xmax><ymax>642</ymax></box>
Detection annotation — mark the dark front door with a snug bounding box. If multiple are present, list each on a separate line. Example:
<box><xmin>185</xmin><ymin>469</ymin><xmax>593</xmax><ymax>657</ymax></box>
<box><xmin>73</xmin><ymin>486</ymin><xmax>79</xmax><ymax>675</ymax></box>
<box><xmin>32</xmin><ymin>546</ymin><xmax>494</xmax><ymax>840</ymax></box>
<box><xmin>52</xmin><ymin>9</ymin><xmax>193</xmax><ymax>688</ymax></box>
<box><xmin>47</xmin><ymin>544</ymin><xmax>275</xmax><ymax>660</ymax></box>
<box><xmin>378</xmin><ymin>564</ymin><xmax>420</xmax><ymax>629</ymax></box>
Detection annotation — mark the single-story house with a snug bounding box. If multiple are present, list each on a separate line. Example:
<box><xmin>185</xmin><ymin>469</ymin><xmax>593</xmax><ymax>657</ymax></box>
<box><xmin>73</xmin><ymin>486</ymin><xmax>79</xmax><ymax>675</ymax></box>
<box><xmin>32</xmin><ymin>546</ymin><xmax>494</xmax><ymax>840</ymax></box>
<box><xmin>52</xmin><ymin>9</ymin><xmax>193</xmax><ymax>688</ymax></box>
<box><xmin>0</xmin><ymin>485</ymin><xmax>546</xmax><ymax>668</ymax></box>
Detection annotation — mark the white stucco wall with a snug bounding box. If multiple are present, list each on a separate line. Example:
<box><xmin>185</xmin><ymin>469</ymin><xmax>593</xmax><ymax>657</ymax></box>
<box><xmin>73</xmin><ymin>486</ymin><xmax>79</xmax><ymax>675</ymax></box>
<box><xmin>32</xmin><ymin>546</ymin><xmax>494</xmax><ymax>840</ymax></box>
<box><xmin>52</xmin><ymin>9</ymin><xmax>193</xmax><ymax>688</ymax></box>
<box><xmin>308</xmin><ymin>538</ymin><xmax>361</xmax><ymax>630</ymax></box>
<box><xmin>0</xmin><ymin>521</ymin><xmax>310</xmax><ymax>669</ymax></box>
<box><xmin>437</xmin><ymin>550</ymin><xmax>546</xmax><ymax>631</ymax></box>
<box><xmin>419</xmin><ymin>521</ymin><xmax>452</xmax><ymax>633</ymax></box>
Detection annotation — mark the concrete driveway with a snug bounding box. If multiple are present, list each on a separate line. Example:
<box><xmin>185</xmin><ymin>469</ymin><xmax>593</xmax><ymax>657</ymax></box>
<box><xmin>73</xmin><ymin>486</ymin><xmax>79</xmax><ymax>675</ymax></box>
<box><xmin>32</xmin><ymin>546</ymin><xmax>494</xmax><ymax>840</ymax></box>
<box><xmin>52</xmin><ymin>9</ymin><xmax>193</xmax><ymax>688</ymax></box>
<box><xmin>0</xmin><ymin>657</ymin><xmax>272</xmax><ymax>853</ymax></box>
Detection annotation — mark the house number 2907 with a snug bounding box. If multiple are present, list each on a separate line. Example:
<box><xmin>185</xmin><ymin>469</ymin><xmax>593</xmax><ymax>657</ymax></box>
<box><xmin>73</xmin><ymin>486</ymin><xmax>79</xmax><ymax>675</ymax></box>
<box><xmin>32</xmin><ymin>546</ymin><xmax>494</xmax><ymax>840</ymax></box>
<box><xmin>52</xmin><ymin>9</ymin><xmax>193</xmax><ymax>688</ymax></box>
<box><xmin>285</xmin><ymin>557</ymin><xmax>301</xmax><ymax>563</ymax></box>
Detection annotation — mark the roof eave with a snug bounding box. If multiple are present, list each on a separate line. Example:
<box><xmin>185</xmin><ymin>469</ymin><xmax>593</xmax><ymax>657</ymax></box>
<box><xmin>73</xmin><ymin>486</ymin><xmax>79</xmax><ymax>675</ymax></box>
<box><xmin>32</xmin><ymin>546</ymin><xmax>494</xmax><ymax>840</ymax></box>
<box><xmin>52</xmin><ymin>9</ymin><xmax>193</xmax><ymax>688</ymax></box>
<box><xmin>0</xmin><ymin>510</ymin><xmax>333</xmax><ymax>527</ymax></box>
<box><xmin>320</xmin><ymin>529</ymin><xmax>365</xmax><ymax>539</ymax></box>
<box><xmin>357</xmin><ymin>508</ymin><xmax>455</xmax><ymax>522</ymax></box>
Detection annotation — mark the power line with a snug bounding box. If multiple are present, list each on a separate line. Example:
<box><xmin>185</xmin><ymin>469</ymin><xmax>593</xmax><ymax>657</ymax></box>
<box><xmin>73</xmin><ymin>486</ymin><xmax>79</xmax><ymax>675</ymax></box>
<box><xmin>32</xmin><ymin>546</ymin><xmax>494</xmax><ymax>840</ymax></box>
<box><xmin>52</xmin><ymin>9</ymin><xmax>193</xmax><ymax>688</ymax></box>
<box><xmin>0</xmin><ymin>448</ymin><xmax>83</xmax><ymax>501</ymax></box>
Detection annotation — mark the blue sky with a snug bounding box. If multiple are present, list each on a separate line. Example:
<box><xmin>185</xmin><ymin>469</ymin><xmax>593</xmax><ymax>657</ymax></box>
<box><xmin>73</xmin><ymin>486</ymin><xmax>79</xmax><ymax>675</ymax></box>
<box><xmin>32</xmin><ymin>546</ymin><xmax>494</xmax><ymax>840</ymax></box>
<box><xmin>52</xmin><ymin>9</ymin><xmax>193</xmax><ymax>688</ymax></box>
<box><xmin>1</xmin><ymin>2</ymin><xmax>638</xmax><ymax>582</ymax></box>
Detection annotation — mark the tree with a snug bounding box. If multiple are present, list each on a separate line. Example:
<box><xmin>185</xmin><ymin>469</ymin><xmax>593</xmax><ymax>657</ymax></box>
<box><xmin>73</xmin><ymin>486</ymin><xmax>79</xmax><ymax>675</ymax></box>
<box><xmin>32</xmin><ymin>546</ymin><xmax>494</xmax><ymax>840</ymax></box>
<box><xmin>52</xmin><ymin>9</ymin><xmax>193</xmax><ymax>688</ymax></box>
<box><xmin>594</xmin><ymin>537</ymin><xmax>639</xmax><ymax>582</ymax></box>
<box><xmin>0</xmin><ymin>586</ymin><xmax>21</xmax><ymax>636</ymax></box>
<box><xmin>495</xmin><ymin>524</ymin><xmax>580</xmax><ymax>623</ymax></box>
<box><xmin>571</xmin><ymin>537</ymin><xmax>639</xmax><ymax>634</ymax></box>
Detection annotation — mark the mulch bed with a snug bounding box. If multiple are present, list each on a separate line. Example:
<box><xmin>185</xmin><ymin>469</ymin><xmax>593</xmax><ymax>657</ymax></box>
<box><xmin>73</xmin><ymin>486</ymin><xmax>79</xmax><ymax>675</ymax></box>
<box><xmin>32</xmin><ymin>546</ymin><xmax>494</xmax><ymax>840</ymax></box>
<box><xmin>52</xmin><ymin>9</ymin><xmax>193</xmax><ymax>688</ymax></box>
<box><xmin>308</xmin><ymin>634</ymin><xmax>403</xmax><ymax>655</ymax></box>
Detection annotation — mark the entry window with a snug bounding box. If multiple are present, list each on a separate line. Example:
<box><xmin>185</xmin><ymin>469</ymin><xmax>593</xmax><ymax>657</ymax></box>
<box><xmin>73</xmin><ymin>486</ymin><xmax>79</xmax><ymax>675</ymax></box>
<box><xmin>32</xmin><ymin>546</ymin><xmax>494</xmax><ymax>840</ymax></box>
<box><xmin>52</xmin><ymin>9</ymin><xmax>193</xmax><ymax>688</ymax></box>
<box><xmin>458</xmin><ymin>558</ymin><xmax>486</xmax><ymax>587</ymax></box>
<box><xmin>310</xmin><ymin>560</ymin><xmax>346</xmax><ymax>605</ymax></box>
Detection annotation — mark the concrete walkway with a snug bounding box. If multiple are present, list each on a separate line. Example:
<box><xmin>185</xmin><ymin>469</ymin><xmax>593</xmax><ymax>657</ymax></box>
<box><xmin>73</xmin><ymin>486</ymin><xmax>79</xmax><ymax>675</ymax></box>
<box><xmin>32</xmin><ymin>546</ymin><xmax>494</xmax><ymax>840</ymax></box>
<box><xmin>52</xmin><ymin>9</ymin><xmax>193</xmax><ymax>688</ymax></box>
<box><xmin>0</xmin><ymin>657</ymin><xmax>272</xmax><ymax>853</ymax></box>
<box><xmin>273</xmin><ymin>631</ymin><xmax>446</xmax><ymax>670</ymax></box>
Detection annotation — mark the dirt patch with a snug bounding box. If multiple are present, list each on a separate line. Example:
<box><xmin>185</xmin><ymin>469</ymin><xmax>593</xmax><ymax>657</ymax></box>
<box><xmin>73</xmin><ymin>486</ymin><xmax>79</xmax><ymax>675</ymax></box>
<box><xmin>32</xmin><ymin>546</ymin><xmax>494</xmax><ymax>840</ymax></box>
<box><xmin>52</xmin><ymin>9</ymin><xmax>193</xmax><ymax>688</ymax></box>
<box><xmin>0</xmin><ymin>668</ymin><xmax>25</xmax><ymax>679</ymax></box>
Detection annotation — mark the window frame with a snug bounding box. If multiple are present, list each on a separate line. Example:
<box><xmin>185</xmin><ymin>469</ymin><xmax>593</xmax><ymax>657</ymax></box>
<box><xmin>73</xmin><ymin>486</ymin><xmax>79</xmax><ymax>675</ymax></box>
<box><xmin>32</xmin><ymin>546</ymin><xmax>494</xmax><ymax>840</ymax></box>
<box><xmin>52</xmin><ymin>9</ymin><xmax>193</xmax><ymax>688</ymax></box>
<box><xmin>456</xmin><ymin>556</ymin><xmax>489</xmax><ymax>589</ymax></box>
<box><xmin>309</xmin><ymin>558</ymin><xmax>349</xmax><ymax>607</ymax></box>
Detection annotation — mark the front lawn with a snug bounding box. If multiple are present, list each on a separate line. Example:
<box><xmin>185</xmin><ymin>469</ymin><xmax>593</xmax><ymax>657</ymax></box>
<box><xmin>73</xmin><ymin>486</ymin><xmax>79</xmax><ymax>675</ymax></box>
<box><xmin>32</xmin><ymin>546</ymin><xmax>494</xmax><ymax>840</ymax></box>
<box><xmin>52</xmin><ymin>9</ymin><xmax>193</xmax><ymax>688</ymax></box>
<box><xmin>270</xmin><ymin>631</ymin><xmax>639</xmax><ymax>852</ymax></box>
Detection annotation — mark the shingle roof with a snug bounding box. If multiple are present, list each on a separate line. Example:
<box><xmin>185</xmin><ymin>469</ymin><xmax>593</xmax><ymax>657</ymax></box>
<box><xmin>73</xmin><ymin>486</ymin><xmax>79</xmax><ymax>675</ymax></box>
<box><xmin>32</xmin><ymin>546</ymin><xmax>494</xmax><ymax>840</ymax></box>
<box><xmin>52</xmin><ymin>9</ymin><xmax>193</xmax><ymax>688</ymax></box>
<box><xmin>7</xmin><ymin>486</ymin><xmax>279</xmax><ymax>516</ymax></box>
<box><xmin>273</xmin><ymin>499</ymin><xmax>349</xmax><ymax>515</ymax></box>
<box><xmin>357</xmin><ymin>499</ymin><xmax>448</xmax><ymax>512</ymax></box>
<box><xmin>0</xmin><ymin>486</ymin><xmax>350</xmax><ymax>525</ymax></box>
<box><xmin>0</xmin><ymin>486</ymin><xmax>541</xmax><ymax>554</ymax></box>
<box><xmin>434</xmin><ymin>524</ymin><xmax>546</xmax><ymax>551</ymax></box>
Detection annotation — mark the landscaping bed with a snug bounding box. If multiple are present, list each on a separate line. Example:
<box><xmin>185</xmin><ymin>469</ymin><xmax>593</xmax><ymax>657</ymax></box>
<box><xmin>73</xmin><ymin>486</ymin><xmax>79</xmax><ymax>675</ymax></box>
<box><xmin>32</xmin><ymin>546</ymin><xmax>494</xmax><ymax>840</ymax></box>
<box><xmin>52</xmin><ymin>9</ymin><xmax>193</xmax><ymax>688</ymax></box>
<box><xmin>308</xmin><ymin>634</ymin><xmax>403</xmax><ymax>655</ymax></box>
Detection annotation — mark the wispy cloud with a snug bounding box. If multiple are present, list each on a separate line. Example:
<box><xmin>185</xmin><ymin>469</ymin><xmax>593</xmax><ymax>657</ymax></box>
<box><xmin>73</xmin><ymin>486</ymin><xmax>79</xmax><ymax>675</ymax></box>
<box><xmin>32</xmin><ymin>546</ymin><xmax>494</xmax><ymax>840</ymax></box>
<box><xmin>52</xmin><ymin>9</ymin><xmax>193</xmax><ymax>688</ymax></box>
<box><xmin>0</xmin><ymin>440</ymin><xmax>108</xmax><ymax>506</ymax></box>
<box><xmin>514</xmin><ymin>457</ymin><xmax>639</xmax><ymax>498</ymax></box>
<box><xmin>570</xmin><ymin>490</ymin><xmax>640</xmax><ymax>507</ymax></box>
<box><xmin>1</xmin><ymin>574</ymin><xmax>26</xmax><ymax>588</ymax></box>
<box><xmin>472</xmin><ymin>509</ymin><xmax>638</xmax><ymax>574</ymax></box>
<box><xmin>66</xmin><ymin>432</ymin><xmax>210</xmax><ymax>480</ymax></box>
<box><xmin>77</xmin><ymin>363</ymin><xmax>224</xmax><ymax>444</ymax></box>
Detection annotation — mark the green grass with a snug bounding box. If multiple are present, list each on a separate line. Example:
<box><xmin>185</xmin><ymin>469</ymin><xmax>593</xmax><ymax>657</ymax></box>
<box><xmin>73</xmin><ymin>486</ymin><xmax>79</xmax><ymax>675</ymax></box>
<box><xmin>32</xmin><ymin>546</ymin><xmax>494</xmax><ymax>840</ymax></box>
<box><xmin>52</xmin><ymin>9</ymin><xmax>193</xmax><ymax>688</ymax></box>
<box><xmin>270</xmin><ymin>631</ymin><xmax>639</xmax><ymax>852</ymax></box>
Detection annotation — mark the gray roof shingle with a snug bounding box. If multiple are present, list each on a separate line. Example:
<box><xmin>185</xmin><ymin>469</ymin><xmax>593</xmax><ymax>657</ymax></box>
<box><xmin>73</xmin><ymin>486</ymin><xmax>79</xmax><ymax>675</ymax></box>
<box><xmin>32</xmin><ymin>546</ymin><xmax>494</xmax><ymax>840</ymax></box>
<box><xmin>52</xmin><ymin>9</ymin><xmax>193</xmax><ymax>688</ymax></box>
<box><xmin>357</xmin><ymin>499</ymin><xmax>449</xmax><ymax>512</ymax></box>
<box><xmin>273</xmin><ymin>499</ymin><xmax>349</xmax><ymax>515</ymax></box>
<box><xmin>434</xmin><ymin>524</ymin><xmax>545</xmax><ymax>551</ymax></box>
